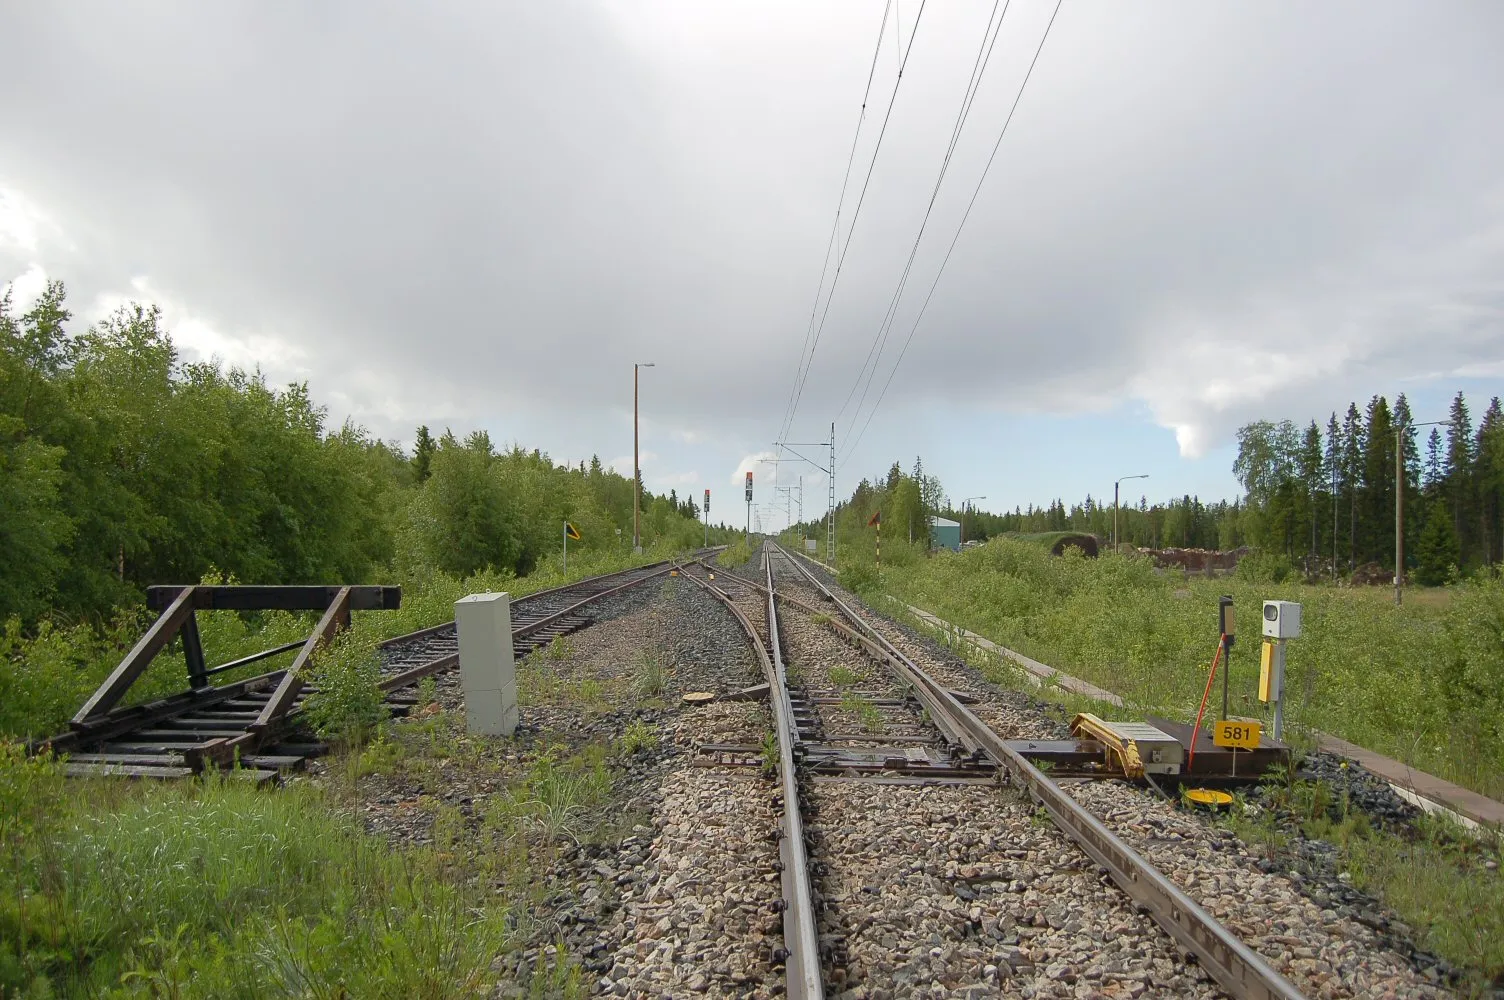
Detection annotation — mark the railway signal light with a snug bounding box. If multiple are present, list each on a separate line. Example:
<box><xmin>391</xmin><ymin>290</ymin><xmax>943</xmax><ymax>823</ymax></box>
<box><xmin>1259</xmin><ymin>600</ymin><xmax>1300</xmax><ymax>740</ymax></box>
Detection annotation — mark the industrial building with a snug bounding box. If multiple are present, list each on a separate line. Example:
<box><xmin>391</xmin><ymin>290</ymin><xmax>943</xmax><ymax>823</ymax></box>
<box><xmin>929</xmin><ymin>516</ymin><xmax>961</xmax><ymax>552</ymax></box>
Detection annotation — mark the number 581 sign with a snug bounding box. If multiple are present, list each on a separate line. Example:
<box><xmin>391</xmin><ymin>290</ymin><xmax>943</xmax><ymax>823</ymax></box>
<box><xmin>1214</xmin><ymin>719</ymin><xmax>1262</xmax><ymax>750</ymax></box>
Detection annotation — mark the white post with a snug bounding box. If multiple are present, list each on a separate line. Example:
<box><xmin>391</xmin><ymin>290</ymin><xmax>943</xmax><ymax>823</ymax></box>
<box><xmin>562</xmin><ymin>521</ymin><xmax>568</xmax><ymax>573</ymax></box>
<box><xmin>454</xmin><ymin>592</ymin><xmax>518</xmax><ymax>736</ymax></box>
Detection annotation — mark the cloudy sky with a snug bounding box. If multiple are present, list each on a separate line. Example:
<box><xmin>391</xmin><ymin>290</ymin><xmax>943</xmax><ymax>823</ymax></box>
<box><xmin>3</xmin><ymin>1</ymin><xmax>1501</xmax><ymax>530</ymax></box>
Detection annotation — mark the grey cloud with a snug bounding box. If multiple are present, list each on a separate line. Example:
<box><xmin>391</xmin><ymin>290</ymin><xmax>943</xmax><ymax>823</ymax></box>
<box><xmin>1</xmin><ymin>1</ymin><xmax>1500</xmax><ymax>464</ymax></box>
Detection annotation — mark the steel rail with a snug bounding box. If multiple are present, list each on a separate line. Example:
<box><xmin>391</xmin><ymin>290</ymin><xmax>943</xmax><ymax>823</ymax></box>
<box><xmin>677</xmin><ymin>558</ymin><xmax>824</xmax><ymax>1000</ymax></box>
<box><xmin>376</xmin><ymin>559</ymin><xmax>677</xmax><ymax>652</ymax></box>
<box><xmin>376</xmin><ymin>562</ymin><xmax>677</xmax><ymax>693</ymax></box>
<box><xmin>707</xmin><ymin>556</ymin><xmax>980</xmax><ymax>751</ymax></box>
<box><xmin>769</xmin><ymin>545</ymin><xmax>1306</xmax><ymax>1000</ymax></box>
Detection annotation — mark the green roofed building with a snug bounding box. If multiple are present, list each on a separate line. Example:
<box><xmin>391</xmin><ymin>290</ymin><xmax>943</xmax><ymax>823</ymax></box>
<box><xmin>930</xmin><ymin>516</ymin><xmax>961</xmax><ymax>552</ymax></box>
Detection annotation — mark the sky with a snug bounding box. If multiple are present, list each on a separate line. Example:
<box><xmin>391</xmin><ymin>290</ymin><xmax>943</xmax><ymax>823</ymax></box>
<box><xmin>2</xmin><ymin>1</ymin><xmax>1501</xmax><ymax>531</ymax></box>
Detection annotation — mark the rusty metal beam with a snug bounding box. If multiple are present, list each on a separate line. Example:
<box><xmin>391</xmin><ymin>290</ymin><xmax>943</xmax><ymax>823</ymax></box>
<box><xmin>771</xmin><ymin>545</ymin><xmax>1305</xmax><ymax>1000</ymax></box>
<box><xmin>73</xmin><ymin>587</ymin><xmax>198</xmax><ymax>725</ymax></box>
<box><xmin>147</xmin><ymin>585</ymin><xmax>400</xmax><ymax>612</ymax></box>
<box><xmin>251</xmin><ymin>586</ymin><xmax>352</xmax><ymax>731</ymax></box>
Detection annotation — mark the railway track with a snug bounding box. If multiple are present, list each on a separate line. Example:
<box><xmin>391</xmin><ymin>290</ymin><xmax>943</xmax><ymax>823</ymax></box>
<box><xmin>680</xmin><ymin>542</ymin><xmax>1306</xmax><ymax>1000</ymax></box>
<box><xmin>45</xmin><ymin>560</ymin><xmax>680</xmax><ymax>782</ymax></box>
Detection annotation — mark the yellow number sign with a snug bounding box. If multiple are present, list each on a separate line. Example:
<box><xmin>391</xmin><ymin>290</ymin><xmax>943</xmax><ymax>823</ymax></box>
<box><xmin>1214</xmin><ymin>719</ymin><xmax>1262</xmax><ymax>750</ymax></box>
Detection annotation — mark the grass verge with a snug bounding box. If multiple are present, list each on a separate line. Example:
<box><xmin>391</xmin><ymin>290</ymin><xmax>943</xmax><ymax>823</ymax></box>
<box><xmin>1226</xmin><ymin>772</ymin><xmax>1504</xmax><ymax>994</ymax></box>
<box><xmin>0</xmin><ymin>743</ymin><xmax>506</xmax><ymax>999</ymax></box>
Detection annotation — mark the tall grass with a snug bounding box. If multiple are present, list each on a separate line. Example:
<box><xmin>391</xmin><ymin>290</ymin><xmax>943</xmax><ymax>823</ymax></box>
<box><xmin>870</xmin><ymin>539</ymin><xmax>1504</xmax><ymax>799</ymax></box>
<box><xmin>716</xmin><ymin>536</ymin><xmax>754</xmax><ymax>568</ymax></box>
<box><xmin>0</xmin><ymin>744</ymin><xmax>505</xmax><ymax>997</ymax></box>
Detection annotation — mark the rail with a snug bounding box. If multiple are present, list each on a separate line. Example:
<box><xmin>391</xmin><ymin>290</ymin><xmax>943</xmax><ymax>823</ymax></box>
<box><xmin>677</xmin><ymin>558</ymin><xmax>824</xmax><ymax>1000</ymax></box>
<box><xmin>769</xmin><ymin>544</ymin><xmax>1305</xmax><ymax>1000</ymax></box>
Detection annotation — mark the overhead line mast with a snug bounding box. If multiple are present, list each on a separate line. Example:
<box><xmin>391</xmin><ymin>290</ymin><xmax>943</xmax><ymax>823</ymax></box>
<box><xmin>774</xmin><ymin>423</ymin><xmax>837</xmax><ymax>565</ymax></box>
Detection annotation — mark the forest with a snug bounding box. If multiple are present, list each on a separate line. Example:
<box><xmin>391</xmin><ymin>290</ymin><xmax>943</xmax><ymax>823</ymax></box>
<box><xmin>844</xmin><ymin>393</ymin><xmax>1502</xmax><ymax>584</ymax></box>
<box><xmin>0</xmin><ymin>280</ymin><xmax>711</xmax><ymax>629</ymax></box>
<box><xmin>789</xmin><ymin>389</ymin><xmax>1504</xmax><ymax>587</ymax></box>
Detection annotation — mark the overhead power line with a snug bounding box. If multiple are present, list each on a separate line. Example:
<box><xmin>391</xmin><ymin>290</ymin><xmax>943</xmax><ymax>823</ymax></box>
<box><xmin>780</xmin><ymin>0</ymin><xmax>929</xmax><ymax>447</ymax></box>
<box><xmin>843</xmin><ymin>0</ymin><xmax>1063</xmax><ymax>464</ymax></box>
<box><xmin>775</xmin><ymin>0</ymin><xmax>892</xmax><ymax>448</ymax></box>
<box><xmin>834</xmin><ymin>0</ymin><xmax>1011</xmax><ymax>438</ymax></box>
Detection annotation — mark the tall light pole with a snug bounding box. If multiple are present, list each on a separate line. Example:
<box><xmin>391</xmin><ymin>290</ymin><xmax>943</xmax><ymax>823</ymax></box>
<box><xmin>633</xmin><ymin>362</ymin><xmax>654</xmax><ymax>553</ymax></box>
<box><xmin>1114</xmin><ymin>474</ymin><xmax>1149</xmax><ymax>552</ymax></box>
<box><xmin>960</xmin><ymin>496</ymin><xmax>986</xmax><ymax>546</ymax></box>
<box><xmin>1395</xmin><ymin>419</ymin><xmax>1445</xmax><ymax>606</ymax></box>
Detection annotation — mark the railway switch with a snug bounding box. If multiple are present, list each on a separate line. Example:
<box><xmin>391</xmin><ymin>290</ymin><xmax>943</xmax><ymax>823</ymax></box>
<box><xmin>1070</xmin><ymin>714</ymin><xmax>1184</xmax><ymax>777</ymax></box>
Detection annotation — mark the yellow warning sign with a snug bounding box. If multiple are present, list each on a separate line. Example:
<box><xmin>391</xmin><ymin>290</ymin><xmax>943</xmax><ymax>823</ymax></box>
<box><xmin>565</xmin><ymin>522</ymin><xmax>582</xmax><ymax>541</ymax></box>
<box><xmin>1214</xmin><ymin>719</ymin><xmax>1262</xmax><ymax>750</ymax></box>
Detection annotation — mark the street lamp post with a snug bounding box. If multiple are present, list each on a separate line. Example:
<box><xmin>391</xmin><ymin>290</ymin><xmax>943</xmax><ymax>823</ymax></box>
<box><xmin>960</xmin><ymin>496</ymin><xmax>986</xmax><ymax>546</ymax></box>
<box><xmin>1113</xmin><ymin>475</ymin><xmax>1149</xmax><ymax>552</ymax></box>
<box><xmin>1395</xmin><ymin>419</ymin><xmax>1445</xmax><ymax>607</ymax></box>
<box><xmin>633</xmin><ymin>362</ymin><xmax>655</xmax><ymax>553</ymax></box>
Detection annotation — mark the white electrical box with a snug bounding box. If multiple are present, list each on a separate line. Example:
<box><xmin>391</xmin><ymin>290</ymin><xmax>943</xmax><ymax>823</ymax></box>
<box><xmin>1262</xmin><ymin>600</ymin><xmax>1302</xmax><ymax>640</ymax></box>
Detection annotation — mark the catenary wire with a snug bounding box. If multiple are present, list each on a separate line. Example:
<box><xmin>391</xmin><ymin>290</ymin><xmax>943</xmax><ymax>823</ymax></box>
<box><xmin>833</xmin><ymin>0</ymin><xmax>1010</xmax><ymax>435</ymax></box>
<box><xmin>775</xmin><ymin>1</ymin><xmax>892</xmax><ymax>446</ymax></box>
<box><xmin>781</xmin><ymin>0</ymin><xmax>929</xmax><ymax>446</ymax></box>
<box><xmin>843</xmin><ymin>0</ymin><xmax>1063</xmax><ymax>464</ymax></box>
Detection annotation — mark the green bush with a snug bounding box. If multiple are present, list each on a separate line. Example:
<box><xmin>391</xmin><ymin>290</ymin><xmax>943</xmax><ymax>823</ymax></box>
<box><xmin>1235</xmin><ymin>549</ymin><xmax>1294</xmax><ymax>584</ymax></box>
<box><xmin>302</xmin><ymin>628</ymin><xmax>388</xmax><ymax>748</ymax></box>
<box><xmin>717</xmin><ymin>537</ymin><xmax>753</xmax><ymax>569</ymax></box>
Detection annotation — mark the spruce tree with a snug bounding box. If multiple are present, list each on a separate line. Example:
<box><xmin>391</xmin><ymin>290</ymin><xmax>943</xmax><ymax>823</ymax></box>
<box><xmin>1341</xmin><ymin>403</ymin><xmax>1365</xmax><ymax>569</ymax></box>
<box><xmin>411</xmin><ymin>425</ymin><xmax>435</xmax><ymax>482</ymax></box>
<box><xmin>1477</xmin><ymin>398</ymin><xmax>1503</xmax><ymax>564</ymax></box>
<box><xmin>1413</xmin><ymin>502</ymin><xmax>1460</xmax><ymax>586</ymax></box>
<box><xmin>1362</xmin><ymin>396</ymin><xmax>1394</xmax><ymax>565</ymax></box>
<box><xmin>1445</xmin><ymin>391</ymin><xmax>1474</xmax><ymax>564</ymax></box>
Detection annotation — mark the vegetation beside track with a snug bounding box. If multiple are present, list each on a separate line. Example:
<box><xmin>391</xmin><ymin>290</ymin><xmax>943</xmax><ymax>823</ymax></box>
<box><xmin>0</xmin><ymin>547</ymin><xmax>691</xmax><ymax>741</ymax></box>
<box><xmin>0</xmin><ymin>279</ymin><xmax>739</xmax><ymax>738</ymax></box>
<box><xmin>714</xmin><ymin>536</ymin><xmax>754</xmax><ymax>568</ymax></box>
<box><xmin>853</xmin><ymin>537</ymin><xmax>1504</xmax><ymax>802</ymax></box>
<box><xmin>1226</xmin><ymin>769</ymin><xmax>1504</xmax><ymax>993</ymax></box>
<box><xmin>0</xmin><ymin>743</ymin><xmax>509</xmax><ymax>998</ymax></box>
<box><xmin>0</xmin><ymin>574</ymin><xmax>685</xmax><ymax>998</ymax></box>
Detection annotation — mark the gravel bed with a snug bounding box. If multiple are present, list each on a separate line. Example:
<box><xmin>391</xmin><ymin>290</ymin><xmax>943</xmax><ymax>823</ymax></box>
<box><xmin>1065</xmin><ymin>779</ymin><xmax>1454</xmax><ymax>999</ymax></box>
<box><xmin>591</xmin><ymin>702</ymin><xmax>783</xmax><ymax>997</ymax></box>
<box><xmin>316</xmin><ymin>573</ymin><xmax>780</xmax><ymax>995</ymax></box>
<box><xmin>772</xmin><ymin>546</ymin><xmax>1465</xmax><ymax>999</ymax></box>
<box><xmin>810</xmin><ymin>780</ymin><xmax>1222</xmax><ymax>999</ymax></box>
